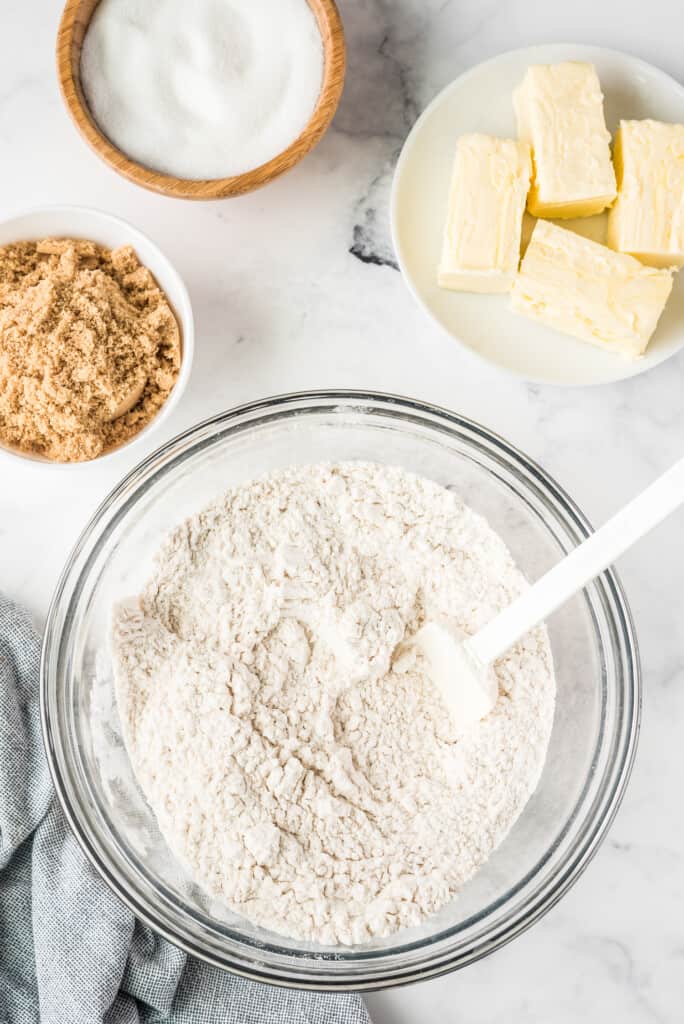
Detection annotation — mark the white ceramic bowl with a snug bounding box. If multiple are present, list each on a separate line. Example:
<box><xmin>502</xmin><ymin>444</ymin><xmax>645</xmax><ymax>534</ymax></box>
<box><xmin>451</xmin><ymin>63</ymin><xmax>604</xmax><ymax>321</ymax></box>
<box><xmin>0</xmin><ymin>205</ymin><xmax>194</xmax><ymax>465</ymax></box>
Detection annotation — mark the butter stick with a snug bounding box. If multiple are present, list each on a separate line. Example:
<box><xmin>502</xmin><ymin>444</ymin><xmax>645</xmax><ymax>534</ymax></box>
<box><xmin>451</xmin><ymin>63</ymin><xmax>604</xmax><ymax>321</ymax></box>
<box><xmin>514</xmin><ymin>62</ymin><xmax>617</xmax><ymax>219</ymax></box>
<box><xmin>438</xmin><ymin>134</ymin><xmax>531</xmax><ymax>294</ymax></box>
<box><xmin>608</xmin><ymin>119</ymin><xmax>684</xmax><ymax>267</ymax></box>
<box><xmin>511</xmin><ymin>220</ymin><xmax>673</xmax><ymax>357</ymax></box>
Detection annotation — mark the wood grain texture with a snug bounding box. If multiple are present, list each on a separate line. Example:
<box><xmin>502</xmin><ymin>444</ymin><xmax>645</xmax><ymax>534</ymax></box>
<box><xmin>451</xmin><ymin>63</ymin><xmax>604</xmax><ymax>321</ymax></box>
<box><xmin>56</xmin><ymin>0</ymin><xmax>346</xmax><ymax>200</ymax></box>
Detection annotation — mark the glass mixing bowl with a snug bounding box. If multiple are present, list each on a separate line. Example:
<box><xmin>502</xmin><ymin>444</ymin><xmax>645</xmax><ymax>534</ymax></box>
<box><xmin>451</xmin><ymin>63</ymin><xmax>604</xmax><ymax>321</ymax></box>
<box><xmin>41</xmin><ymin>392</ymin><xmax>640</xmax><ymax>990</ymax></box>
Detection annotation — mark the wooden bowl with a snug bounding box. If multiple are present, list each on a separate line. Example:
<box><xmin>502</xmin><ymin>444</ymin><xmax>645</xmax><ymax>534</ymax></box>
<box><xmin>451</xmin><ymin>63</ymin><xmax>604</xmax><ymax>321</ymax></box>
<box><xmin>56</xmin><ymin>0</ymin><xmax>346</xmax><ymax>200</ymax></box>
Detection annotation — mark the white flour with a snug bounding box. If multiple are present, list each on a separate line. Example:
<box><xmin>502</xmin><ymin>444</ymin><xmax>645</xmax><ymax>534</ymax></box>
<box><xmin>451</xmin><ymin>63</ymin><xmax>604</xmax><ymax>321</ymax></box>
<box><xmin>112</xmin><ymin>462</ymin><xmax>555</xmax><ymax>945</ymax></box>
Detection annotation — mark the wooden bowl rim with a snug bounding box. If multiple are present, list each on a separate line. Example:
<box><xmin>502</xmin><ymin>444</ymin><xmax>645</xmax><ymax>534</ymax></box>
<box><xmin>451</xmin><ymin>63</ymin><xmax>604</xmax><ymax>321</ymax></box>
<box><xmin>56</xmin><ymin>0</ymin><xmax>346</xmax><ymax>200</ymax></box>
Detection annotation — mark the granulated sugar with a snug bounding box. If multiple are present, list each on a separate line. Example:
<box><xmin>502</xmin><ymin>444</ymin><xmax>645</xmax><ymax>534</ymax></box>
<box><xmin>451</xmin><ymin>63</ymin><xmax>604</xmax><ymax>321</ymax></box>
<box><xmin>112</xmin><ymin>462</ymin><xmax>555</xmax><ymax>945</ymax></box>
<box><xmin>81</xmin><ymin>0</ymin><xmax>324</xmax><ymax>180</ymax></box>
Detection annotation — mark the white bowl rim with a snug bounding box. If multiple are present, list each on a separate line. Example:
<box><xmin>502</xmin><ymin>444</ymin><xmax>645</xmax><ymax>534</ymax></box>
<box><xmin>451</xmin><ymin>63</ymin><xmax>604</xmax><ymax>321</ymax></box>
<box><xmin>0</xmin><ymin>203</ymin><xmax>194</xmax><ymax>468</ymax></box>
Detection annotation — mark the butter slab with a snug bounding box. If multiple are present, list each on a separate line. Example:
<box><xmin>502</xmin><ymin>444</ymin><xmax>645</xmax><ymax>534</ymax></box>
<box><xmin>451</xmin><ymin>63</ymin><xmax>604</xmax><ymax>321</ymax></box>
<box><xmin>607</xmin><ymin>119</ymin><xmax>684</xmax><ymax>267</ymax></box>
<box><xmin>438</xmin><ymin>134</ymin><xmax>532</xmax><ymax>294</ymax></box>
<box><xmin>511</xmin><ymin>220</ymin><xmax>673</xmax><ymax>357</ymax></box>
<box><xmin>514</xmin><ymin>62</ymin><xmax>617</xmax><ymax>219</ymax></box>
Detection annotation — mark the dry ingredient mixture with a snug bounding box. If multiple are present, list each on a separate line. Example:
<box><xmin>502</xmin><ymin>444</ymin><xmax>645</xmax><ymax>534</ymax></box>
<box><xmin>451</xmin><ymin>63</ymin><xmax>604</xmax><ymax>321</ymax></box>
<box><xmin>112</xmin><ymin>462</ymin><xmax>556</xmax><ymax>945</ymax></box>
<box><xmin>81</xmin><ymin>0</ymin><xmax>325</xmax><ymax>180</ymax></box>
<box><xmin>0</xmin><ymin>238</ymin><xmax>180</xmax><ymax>462</ymax></box>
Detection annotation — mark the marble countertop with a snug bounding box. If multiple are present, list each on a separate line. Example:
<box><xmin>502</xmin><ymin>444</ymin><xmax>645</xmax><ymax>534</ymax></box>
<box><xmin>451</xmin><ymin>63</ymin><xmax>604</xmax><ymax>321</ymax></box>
<box><xmin>2</xmin><ymin>1</ymin><xmax>683</xmax><ymax>1020</ymax></box>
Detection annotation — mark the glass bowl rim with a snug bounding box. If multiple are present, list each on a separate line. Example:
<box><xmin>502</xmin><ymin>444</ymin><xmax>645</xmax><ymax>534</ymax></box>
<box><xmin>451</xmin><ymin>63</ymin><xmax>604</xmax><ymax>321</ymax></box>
<box><xmin>40</xmin><ymin>389</ymin><xmax>641</xmax><ymax>990</ymax></box>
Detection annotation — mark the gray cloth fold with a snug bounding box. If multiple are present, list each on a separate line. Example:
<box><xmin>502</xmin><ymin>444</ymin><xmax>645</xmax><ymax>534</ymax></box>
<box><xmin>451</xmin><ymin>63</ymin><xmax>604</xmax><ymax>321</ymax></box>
<box><xmin>0</xmin><ymin>595</ymin><xmax>371</xmax><ymax>1024</ymax></box>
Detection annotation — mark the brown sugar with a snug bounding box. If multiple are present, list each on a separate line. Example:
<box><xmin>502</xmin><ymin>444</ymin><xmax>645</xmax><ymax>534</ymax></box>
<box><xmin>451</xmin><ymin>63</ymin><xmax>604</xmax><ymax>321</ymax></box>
<box><xmin>0</xmin><ymin>238</ymin><xmax>181</xmax><ymax>462</ymax></box>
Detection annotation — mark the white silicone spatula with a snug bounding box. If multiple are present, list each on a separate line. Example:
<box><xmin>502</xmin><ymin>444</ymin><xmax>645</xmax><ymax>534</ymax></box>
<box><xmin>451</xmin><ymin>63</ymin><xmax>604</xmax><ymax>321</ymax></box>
<box><xmin>415</xmin><ymin>456</ymin><xmax>684</xmax><ymax>732</ymax></box>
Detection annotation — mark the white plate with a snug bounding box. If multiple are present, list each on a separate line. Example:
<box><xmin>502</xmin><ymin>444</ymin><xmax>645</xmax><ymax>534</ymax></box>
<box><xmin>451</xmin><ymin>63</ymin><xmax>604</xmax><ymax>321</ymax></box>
<box><xmin>390</xmin><ymin>44</ymin><xmax>684</xmax><ymax>386</ymax></box>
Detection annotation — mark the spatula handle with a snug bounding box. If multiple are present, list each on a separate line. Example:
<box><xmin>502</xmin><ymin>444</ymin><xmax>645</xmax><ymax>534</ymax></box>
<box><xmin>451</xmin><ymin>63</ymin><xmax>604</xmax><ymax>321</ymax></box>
<box><xmin>467</xmin><ymin>456</ymin><xmax>684</xmax><ymax>668</ymax></box>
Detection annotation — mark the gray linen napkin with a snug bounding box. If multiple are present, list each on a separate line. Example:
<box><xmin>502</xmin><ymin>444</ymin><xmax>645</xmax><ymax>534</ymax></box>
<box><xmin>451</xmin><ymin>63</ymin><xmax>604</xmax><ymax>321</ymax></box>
<box><xmin>0</xmin><ymin>594</ymin><xmax>371</xmax><ymax>1024</ymax></box>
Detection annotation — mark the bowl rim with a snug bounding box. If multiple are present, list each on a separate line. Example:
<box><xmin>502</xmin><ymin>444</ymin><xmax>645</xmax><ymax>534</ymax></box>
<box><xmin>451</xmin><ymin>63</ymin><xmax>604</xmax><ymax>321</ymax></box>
<box><xmin>56</xmin><ymin>0</ymin><xmax>347</xmax><ymax>200</ymax></box>
<box><xmin>0</xmin><ymin>203</ymin><xmax>195</xmax><ymax>468</ymax></box>
<box><xmin>40</xmin><ymin>390</ymin><xmax>642</xmax><ymax>989</ymax></box>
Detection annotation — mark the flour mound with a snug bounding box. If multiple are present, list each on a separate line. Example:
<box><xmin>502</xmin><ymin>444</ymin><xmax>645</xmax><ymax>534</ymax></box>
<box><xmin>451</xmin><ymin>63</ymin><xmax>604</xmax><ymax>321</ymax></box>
<box><xmin>112</xmin><ymin>462</ymin><xmax>555</xmax><ymax>945</ymax></box>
